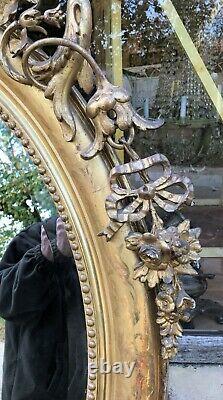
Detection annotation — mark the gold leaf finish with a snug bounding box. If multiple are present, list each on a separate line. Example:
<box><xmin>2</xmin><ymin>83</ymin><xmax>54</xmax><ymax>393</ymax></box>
<box><xmin>85</xmin><ymin>78</ymin><xmax>164</xmax><ymax>158</ymax></box>
<box><xmin>0</xmin><ymin>0</ymin><xmax>203</xmax><ymax>384</ymax></box>
<box><xmin>0</xmin><ymin>63</ymin><xmax>166</xmax><ymax>399</ymax></box>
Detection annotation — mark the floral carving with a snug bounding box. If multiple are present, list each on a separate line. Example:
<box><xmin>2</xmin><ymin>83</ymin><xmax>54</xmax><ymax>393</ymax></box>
<box><xmin>160</xmin><ymin>335</ymin><xmax>179</xmax><ymax>360</ymax></box>
<box><xmin>126</xmin><ymin>220</ymin><xmax>201</xmax><ymax>288</ymax></box>
<box><xmin>126</xmin><ymin>221</ymin><xmax>200</xmax><ymax>360</ymax></box>
<box><xmin>176</xmin><ymin>286</ymin><xmax>196</xmax><ymax>322</ymax></box>
<box><xmin>156</xmin><ymin>283</ymin><xmax>195</xmax><ymax>359</ymax></box>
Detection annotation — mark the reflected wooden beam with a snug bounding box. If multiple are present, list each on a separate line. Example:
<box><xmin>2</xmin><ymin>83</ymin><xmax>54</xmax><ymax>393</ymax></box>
<box><xmin>104</xmin><ymin>0</ymin><xmax>123</xmax><ymax>86</ymax></box>
<box><xmin>104</xmin><ymin>0</ymin><xmax>124</xmax><ymax>161</ymax></box>
<box><xmin>201</xmin><ymin>248</ymin><xmax>223</xmax><ymax>258</ymax></box>
<box><xmin>161</xmin><ymin>0</ymin><xmax>223</xmax><ymax>121</ymax></box>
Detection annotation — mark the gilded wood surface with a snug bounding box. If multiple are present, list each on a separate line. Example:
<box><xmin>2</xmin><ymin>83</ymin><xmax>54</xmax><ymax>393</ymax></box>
<box><xmin>0</xmin><ymin>63</ymin><xmax>166</xmax><ymax>399</ymax></box>
<box><xmin>0</xmin><ymin>1</ymin><xmax>8</xmax><ymax>14</ymax></box>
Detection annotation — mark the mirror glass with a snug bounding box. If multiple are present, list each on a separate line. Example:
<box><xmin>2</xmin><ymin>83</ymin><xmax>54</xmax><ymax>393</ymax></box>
<box><xmin>120</xmin><ymin>0</ymin><xmax>223</xmax><ymax>333</ymax></box>
<box><xmin>0</xmin><ymin>120</ymin><xmax>87</xmax><ymax>399</ymax></box>
<box><xmin>119</xmin><ymin>1</ymin><xmax>223</xmax><ymax>399</ymax></box>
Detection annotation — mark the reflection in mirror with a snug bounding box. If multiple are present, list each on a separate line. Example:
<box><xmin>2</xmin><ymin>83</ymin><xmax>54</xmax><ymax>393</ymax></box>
<box><xmin>0</xmin><ymin>121</ymin><xmax>87</xmax><ymax>399</ymax></box>
<box><xmin>120</xmin><ymin>0</ymin><xmax>223</xmax><ymax>334</ymax></box>
<box><xmin>118</xmin><ymin>1</ymin><xmax>223</xmax><ymax>397</ymax></box>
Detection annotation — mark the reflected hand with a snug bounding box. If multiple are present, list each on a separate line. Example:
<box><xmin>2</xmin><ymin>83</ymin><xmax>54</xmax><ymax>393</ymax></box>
<box><xmin>41</xmin><ymin>217</ymin><xmax>72</xmax><ymax>262</ymax></box>
<box><xmin>56</xmin><ymin>217</ymin><xmax>73</xmax><ymax>258</ymax></box>
<box><xmin>41</xmin><ymin>225</ymin><xmax>54</xmax><ymax>262</ymax></box>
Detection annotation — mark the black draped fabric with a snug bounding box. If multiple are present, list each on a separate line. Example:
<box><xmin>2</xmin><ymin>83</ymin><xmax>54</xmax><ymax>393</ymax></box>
<box><xmin>0</xmin><ymin>217</ymin><xmax>87</xmax><ymax>400</ymax></box>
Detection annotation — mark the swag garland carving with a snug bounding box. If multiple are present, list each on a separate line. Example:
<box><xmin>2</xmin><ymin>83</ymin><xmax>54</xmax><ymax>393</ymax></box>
<box><xmin>0</xmin><ymin>0</ymin><xmax>202</xmax><ymax>360</ymax></box>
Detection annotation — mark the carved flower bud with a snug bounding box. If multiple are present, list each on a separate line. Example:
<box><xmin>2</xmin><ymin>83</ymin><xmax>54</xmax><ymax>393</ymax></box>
<box><xmin>125</xmin><ymin>232</ymin><xmax>143</xmax><ymax>251</ymax></box>
<box><xmin>139</xmin><ymin>244</ymin><xmax>164</xmax><ymax>270</ymax></box>
<box><xmin>172</xmin><ymin>238</ymin><xmax>190</xmax><ymax>258</ymax></box>
<box><xmin>176</xmin><ymin>288</ymin><xmax>195</xmax><ymax>313</ymax></box>
<box><xmin>156</xmin><ymin>292</ymin><xmax>175</xmax><ymax>313</ymax></box>
<box><xmin>161</xmin><ymin>335</ymin><xmax>176</xmax><ymax>349</ymax></box>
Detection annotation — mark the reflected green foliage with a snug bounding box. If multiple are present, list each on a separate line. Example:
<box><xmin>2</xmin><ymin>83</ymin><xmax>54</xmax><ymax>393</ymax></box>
<box><xmin>122</xmin><ymin>0</ymin><xmax>218</xmax><ymax>66</ymax></box>
<box><xmin>0</xmin><ymin>122</ymin><xmax>56</xmax><ymax>257</ymax></box>
<box><xmin>121</xmin><ymin>0</ymin><xmax>223</xmax><ymax>166</ymax></box>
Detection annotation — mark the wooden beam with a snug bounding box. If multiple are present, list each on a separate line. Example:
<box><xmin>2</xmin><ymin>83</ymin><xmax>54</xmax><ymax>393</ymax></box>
<box><xmin>201</xmin><ymin>248</ymin><xmax>223</xmax><ymax>258</ymax></box>
<box><xmin>161</xmin><ymin>0</ymin><xmax>223</xmax><ymax>122</ymax></box>
<box><xmin>172</xmin><ymin>335</ymin><xmax>223</xmax><ymax>365</ymax></box>
<box><xmin>104</xmin><ymin>0</ymin><xmax>123</xmax><ymax>85</ymax></box>
<box><xmin>104</xmin><ymin>0</ymin><xmax>124</xmax><ymax>161</ymax></box>
<box><xmin>92</xmin><ymin>0</ymin><xmax>124</xmax><ymax>161</ymax></box>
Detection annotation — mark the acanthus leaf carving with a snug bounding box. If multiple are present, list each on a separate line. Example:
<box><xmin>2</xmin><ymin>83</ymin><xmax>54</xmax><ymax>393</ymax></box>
<box><xmin>84</xmin><ymin>78</ymin><xmax>164</xmax><ymax>159</ymax></box>
<box><xmin>1</xmin><ymin>0</ymin><xmax>93</xmax><ymax>137</ymax></box>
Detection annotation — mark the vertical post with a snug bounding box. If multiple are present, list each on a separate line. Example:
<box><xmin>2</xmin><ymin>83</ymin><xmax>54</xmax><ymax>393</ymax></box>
<box><xmin>104</xmin><ymin>0</ymin><xmax>124</xmax><ymax>161</ymax></box>
<box><xmin>111</xmin><ymin>0</ymin><xmax>123</xmax><ymax>87</ymax></box>
<box><xmin>161</xmin><ymin>0</ymin><xmax>223</xmax><ymax>121</ymax></box>
<box><xmin>104</xmin><ymin>0</ymin><xmax>123</xmax><ymax>86</ymax></box>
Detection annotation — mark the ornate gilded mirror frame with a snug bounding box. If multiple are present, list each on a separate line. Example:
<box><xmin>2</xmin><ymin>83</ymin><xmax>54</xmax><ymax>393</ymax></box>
<box><xmin>0</xmin><ymin>1</ymin><xmax>211</xmax><ymax>399</ymax></box>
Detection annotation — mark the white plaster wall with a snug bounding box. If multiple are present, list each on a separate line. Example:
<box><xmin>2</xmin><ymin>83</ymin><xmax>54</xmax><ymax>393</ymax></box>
<box><xmin>169</xmin><ymin>365</ymin><xmax>223</xmax><ymax>400</ymax></box>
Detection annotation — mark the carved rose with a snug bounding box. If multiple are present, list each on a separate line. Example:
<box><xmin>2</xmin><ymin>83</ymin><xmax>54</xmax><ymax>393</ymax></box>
<box><xmin>126</xmin><ymin>220</ymin><xmax>201</xmax><ymax>288</ymax></box>
<box><xmin>154</xmin><ymin>281</ymin><xmax>196</xmax><ymax>360</ymax></box>
<box><xmin>155</xmin><ymin>282</ymin><xmax>195</xmax><ymax>360</ymax></box>
<box><xmin>156</xmin><ymin>310</ymin><xmax>183</xmax><ymax>337</ymax></box>
<box><xmin>156</xmin><ymin>292</ymin><xmax>175</xmax><ymax>313</ymax></box>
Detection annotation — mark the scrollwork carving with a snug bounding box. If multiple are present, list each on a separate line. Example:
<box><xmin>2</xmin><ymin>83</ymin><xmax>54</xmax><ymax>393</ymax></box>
<box><xmin>1</xmin><ymin>0</ymin><xmax>163</xmax><ymax>152</ymax></box>
<box><xmin>1</xmin><ymin>0</ymin><xmax>93</xmax><ymax>136</ymax></box>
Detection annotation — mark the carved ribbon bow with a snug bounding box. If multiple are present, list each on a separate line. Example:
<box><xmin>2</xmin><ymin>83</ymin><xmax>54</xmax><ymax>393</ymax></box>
<box><xmin>100</xmin><ymin>154</ymin><xmax>194</xmax><ymax>240</ymax></box>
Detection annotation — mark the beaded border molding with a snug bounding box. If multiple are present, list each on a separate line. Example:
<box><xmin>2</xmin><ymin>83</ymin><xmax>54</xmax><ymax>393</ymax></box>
<box><xmin>0</xmin><ymin>0</ymin><xmax>202</xmax><ymax>361</ymax></box>
<box><xmin>0</xmin><ymin>106</ymin><xmax>98</xmax><ymax>400</ymax></box>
